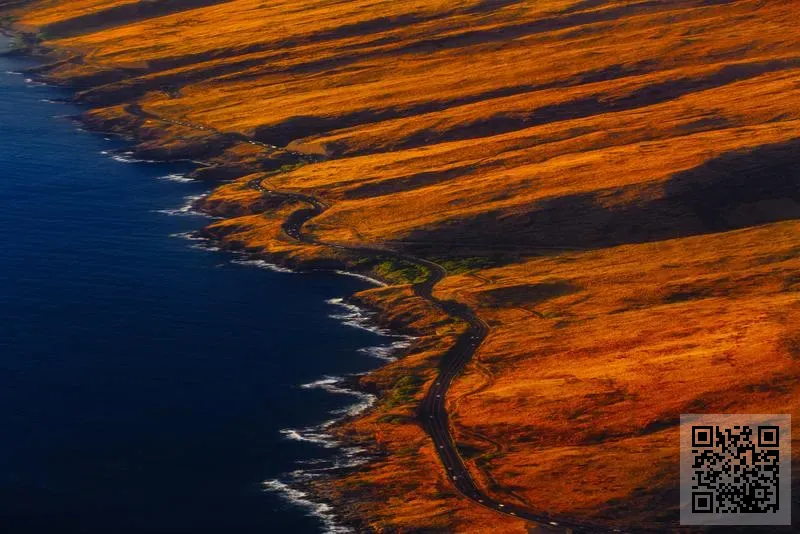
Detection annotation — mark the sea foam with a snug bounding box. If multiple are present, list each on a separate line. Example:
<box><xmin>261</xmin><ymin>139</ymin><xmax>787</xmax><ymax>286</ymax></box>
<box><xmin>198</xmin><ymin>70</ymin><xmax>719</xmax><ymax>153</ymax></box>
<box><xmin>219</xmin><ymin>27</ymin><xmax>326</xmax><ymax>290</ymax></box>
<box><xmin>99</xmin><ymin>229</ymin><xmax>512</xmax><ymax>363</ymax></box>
<box><xmin>269</xmin><ymin>294</ymin><xmax>416</xmax><ymax>532</ymax></box>
<box><xmin>333</xmin><ymin>269</ymin><xmax>386</xmax><ymax>287</ymax></box>
<box><xmin>261</xmin><ymin>479</ymin><xmax>354</xmax><ymax>534</ymax></box>
<box><xmin>358</xmin><ymin>338</ymin><xmax>413</xmax><ymax>362</ymax></box>
<box><xmin>231</xmin><ymin>258</ymin><xmax>294</xmax><ymax>273</ymax></box>
<box><xmin>157</xmin><ymin>173</ymin><xmax>194</xmax><ymax>183</ymax></box>
<box><xmin>101</xmin><ymin>150</ymin><xmax>157</xmax><ymax>164</ymax></box>
<box><xmin>272</xmin><ymin>374</ymin><xmax>377</xmax><ymax>532</ymax></box>
<box><xmin>325</xmin><ymin>297</ymin><xmax>392</xmax><ymax>335</ymax></box>
<box><xmin>155</xmin><ymin>194</ymin><xmax>208</xmax><ymax>217</ymax></box>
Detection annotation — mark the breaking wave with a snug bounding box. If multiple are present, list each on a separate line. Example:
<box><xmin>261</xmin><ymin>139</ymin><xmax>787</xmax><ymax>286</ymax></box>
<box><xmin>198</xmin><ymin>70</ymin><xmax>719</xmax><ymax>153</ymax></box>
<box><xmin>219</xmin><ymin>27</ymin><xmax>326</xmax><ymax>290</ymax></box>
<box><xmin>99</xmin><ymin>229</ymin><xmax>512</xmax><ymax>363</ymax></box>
<box><xmin>325</xmin><ymin>297</ymin><xmax>392</xmax><ymax>335</ymax></box>
<box><xmin>333</xmin><ymin>270</ymin><xmax>386</xmax><ymax>287</ymax></box>
<box><xmin>261</xmin><ymin>479</ymin><xmax>354</xmax><ymax>534</ymax></box>
<box><xmin>155</xmin><ymin>194</ymin><xmax>208</xmax><ymax>217</ymax></box>
<box><xmin>271</xmin><ymin>375</ymin><xmax>376</xmax><ymax>533</ymax></box>
<box><xmin>358</xmin><ymin>338</ymin><xmax>413</xmax><ymax>362</ymax></box>
<box><xmin>280</xmin><ymin>376</ymin><xmax>376</xmax><ymax>449</ymax></box>
<box><xmin>230</xmin><ymin>258</ymin><xmax>294</xmax><ymax>273</ymax></box>
<box><xmin>164</xmin><ymin>198</ymin><xmax>416</xmax><ymax>530</ymax></box>
<box><xmin>301</xmin><ymin>376</ymin><xmax>376</xmax><ymax>418</ymax></box>
<box><xmin>270</xmin><ymin>297</ymin><xmax>415</xmax><ymax>532</ymax></box>
<box><xmin>169</xmin><ymin>231</ymin><xmax>221</xmax><ymax>251</ymax></box>
<box><xmin>157</xmin><ymin>173</ymin><xmax>194</xmax><ymax>183</ymax></box>
<box><xmin>326</xmin><ymin>298</ymin><xmax>414</xmax><ymax>359</ymax></box>
<box><xmin>100</xmin><ymin>150</ymin><xmax>158</xmax><ymax>164</ymax></box>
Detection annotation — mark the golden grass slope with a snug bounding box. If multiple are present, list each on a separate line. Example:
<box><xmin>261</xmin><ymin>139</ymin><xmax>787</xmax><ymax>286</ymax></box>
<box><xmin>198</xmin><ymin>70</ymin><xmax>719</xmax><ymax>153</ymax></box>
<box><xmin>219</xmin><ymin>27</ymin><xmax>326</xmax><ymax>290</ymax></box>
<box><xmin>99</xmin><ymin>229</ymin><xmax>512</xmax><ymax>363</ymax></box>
<box><xmin>437</xmin><ymin>220</ymin><xmax>799</xmax><ymax>524</ymax></box>
<box><xmin>16</xmin><ymin>0</ymin><xmax>139</xmax><ymax>28</ymax></box>
<box><xmin>4</xmin><ymin>0</ymin><xmax>799</xmax><ymax>530</ymax></box>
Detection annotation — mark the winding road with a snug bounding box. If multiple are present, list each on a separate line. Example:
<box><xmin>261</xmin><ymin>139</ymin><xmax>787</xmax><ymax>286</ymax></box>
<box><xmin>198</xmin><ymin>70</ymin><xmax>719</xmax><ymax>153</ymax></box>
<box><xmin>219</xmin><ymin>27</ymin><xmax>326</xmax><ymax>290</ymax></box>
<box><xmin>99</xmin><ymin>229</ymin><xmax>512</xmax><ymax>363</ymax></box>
<box><xmin>247</xmin><ymin>179</ymin><xmax>604</xmax><ymax>534</ymax></box>
<box><xmin>123</xmin><ymin>105</ymin><xmax>610</xmax><ymax>533</ymax></box>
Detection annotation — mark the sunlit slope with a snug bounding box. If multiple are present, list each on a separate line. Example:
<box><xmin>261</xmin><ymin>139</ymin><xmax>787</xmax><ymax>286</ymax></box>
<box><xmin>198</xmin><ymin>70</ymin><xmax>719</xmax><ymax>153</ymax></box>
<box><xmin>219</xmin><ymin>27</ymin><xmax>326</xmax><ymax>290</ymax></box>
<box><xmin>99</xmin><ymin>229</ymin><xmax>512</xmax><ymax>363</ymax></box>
<box><xmin>25</xmin><ymin>0</ymin><xmax>798</xmax><ymax>247</ymax></box>
<box><xmin>436</xmin><ymin>219</ymin><xmax>799</xmax><ymax>521</ymax></box>
<box><xmin>6</xmin><ymin>0</ymin><xmax>798</xmax><ymax>529</ymax></box>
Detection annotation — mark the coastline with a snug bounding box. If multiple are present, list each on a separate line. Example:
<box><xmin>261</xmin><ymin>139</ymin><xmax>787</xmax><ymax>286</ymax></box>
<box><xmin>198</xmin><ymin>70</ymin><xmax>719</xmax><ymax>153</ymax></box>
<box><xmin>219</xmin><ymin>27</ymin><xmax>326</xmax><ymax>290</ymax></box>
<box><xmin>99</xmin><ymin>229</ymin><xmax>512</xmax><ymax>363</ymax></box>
<box><xmin>0</xmin><ymin>26</ymin><xmax>439</xmax><ymax>533</ymax></box>
<box><xmin>2</xmin><ymin>19</ymin><xmax>675</xmax><ymax>534</ymax></box>
<box><xmin>4</xmin><ymin>2</ymin><xmax>799</xmax><ymax>531</ymax></box>
<box><xmin>0</xmin><ymin>24</ymin><xmax>594</xmax><ymax>533</ymax></box>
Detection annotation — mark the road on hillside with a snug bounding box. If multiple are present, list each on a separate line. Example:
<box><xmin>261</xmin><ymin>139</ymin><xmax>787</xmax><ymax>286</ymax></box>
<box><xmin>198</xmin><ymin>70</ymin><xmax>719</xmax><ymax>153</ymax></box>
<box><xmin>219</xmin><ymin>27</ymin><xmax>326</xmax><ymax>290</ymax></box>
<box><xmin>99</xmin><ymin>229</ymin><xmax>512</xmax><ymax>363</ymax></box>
<box><xmin>250</xmin><ymin>179</ymin><xmax>610</xmax><ymax>534</ymax></box>
<box><xmin>121</xmin><ymin>105</ymin><xmax>614</xmax><ymax>533</ymax></box>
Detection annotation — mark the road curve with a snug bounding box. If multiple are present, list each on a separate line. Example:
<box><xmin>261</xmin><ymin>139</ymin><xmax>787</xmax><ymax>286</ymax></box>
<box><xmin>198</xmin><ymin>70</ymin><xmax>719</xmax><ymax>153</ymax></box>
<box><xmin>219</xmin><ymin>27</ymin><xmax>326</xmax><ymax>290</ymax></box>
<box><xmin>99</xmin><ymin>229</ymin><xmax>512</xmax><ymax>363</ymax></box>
<box><xmin>121</xmin><ymin>105</ymin><xmax>612</xmax><ymax>533</ymax></box>
<box><xmin>248</xmin><ymin>179</ymin><xmax>609</xmax><ymax>534</ymax></box>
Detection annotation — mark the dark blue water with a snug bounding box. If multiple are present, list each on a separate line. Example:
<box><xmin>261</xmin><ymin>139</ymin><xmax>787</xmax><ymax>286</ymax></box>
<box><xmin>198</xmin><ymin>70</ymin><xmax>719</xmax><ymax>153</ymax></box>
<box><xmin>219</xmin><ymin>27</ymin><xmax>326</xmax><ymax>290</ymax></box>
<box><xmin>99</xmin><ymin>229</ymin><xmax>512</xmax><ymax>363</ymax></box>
<box><xmin>0</xmin><ymin>46</ymin><xmax>389</xmax><ymax>533</ymax></box>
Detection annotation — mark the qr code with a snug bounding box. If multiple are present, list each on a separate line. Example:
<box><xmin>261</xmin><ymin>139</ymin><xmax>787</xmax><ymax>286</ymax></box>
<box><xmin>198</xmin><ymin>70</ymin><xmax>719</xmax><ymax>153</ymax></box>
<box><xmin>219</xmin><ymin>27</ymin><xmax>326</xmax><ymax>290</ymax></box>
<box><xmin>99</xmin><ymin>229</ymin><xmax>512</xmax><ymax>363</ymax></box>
<box><xmin>680</xmin><ymin>414</ymin><xmax>791</xmax><ymax>526</ymax></box>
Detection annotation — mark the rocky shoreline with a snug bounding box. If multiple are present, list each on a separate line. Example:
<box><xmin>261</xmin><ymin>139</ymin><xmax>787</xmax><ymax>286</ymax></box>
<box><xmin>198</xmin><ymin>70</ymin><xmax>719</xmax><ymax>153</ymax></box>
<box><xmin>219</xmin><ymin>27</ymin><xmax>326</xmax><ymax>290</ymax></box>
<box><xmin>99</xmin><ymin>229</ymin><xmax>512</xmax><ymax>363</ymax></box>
<box><xmin>0</xmin><ymin>25</ymin><xmax>450</xmax><ymax>533</ymax></box>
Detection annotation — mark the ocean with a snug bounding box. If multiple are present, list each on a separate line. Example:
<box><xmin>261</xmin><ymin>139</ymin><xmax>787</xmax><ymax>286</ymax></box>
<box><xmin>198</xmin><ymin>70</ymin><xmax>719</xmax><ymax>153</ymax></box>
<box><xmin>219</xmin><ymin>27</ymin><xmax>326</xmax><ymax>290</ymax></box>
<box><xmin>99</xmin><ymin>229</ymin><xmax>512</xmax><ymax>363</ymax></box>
<box><xmin>0</xmin><ymin>42</ymin><xmax>399</xmax><ymax>533</ymax></box>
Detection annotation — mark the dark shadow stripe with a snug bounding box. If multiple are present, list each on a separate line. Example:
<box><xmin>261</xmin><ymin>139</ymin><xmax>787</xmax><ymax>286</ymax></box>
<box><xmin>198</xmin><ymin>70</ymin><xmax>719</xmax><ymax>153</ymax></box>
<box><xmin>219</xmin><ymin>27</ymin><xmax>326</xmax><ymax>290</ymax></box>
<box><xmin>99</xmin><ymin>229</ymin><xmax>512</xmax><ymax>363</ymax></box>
<box><xmin>404</xmin><ymin>137</ymin><xmax>800</xmax><ymax>253</ymax></box>
<box><xmin>39</xmin><ymin>0</ymin><xmax>235</xmax><ymax>39</ymax></box>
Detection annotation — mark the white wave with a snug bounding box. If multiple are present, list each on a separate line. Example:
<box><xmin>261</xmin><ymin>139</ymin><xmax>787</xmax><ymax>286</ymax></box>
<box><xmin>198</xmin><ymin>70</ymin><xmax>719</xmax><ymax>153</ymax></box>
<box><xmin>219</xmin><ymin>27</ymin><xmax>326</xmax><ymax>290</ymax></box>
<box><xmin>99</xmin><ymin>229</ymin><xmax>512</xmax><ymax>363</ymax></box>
<box><xmin>280</xmin><ymin>427</ymin><xmax>338</xmax><ymax>448</ymax></box>
<box><xmin>331</xmin><ymin>398</ymin><xmax>375</xmax><ymax>418</ymax></box>
<box><xmin>281</xmin><ymin>376</ymin><xmax>376</xmax><ymax>450</ymax></box>
<box><xmin>301</xmin><ymin>376</ymin><xmax>376</xmax><ymax>416</ymax></box>
<box><xmin>170</xmin><ymin>231</ymin><xmax>222</xmax><ymax>251</ymax></box>
<box><xmin>274</xmin><ymin>376</ymin><xmax>376</xmax><ymax>531</ymax></box>
<box><xmin>272</xmin><ymin>344</ymin><xmax>404</xmax><ymax>531</ymax></box>
<box><xmin>291</xmin><ymin>448</ymin><xmax>370</xmax><ymax>475</ymax></box>
<box><xmin>230</xmin><ymin>258</ymin><xmax>294</xmax><ymax>273</ymax></box>
<box><xmin>111</xmin><ymin>154</ymin><xmax>147</xmax><ymax>164</ymax></box>
<box><xmin>333</xmin><ymin>270</ymin><xmax>386</xmax><ymax>287</ymax></box>
<box><xmin>39</xmin><ymin>98</ymin><xmax>63</xmax><ymax>104</ymax></box>
<box><xmin>358</xmin><ymin>338</ymin><xmax>413</xmax><ymax>362</ymax></box>
<box><xmin>300</xmin><ymin>376</ymin><xmax>375</xmax><ymax>406</ymax></box>
<box><xmin>157</xmin><ymin>173</ymin><xmax>194</xmax><ymax>183</ymax></box>
<box><xmin>101</xmin><ymin>150</ymin><xmax>156</xmax><ymax>164</ymax></box>
<box><xmin>325</xmin><ymin>298</ymin><xmax>392</xmax><ymax>335</ymax></box>
<box><xmin>24</xmin><ymin>77</ymin><xmax>46</xmax><ymax>86</ymax></box>
<box><xmin>262</xmin><ymin>479</ymin><xmax>354</xmax><ymax>534</ymax></box>
<box><xmin>155</xmin><ymin>194</ymin><xmax>208</xmax><ymax>217</ymax></box>
<box><xmin>271</xmin><ymin>273</ymin><xmax>418</xmax><ymax>532</ymax></box>
<box><xmin>5</xmin><ymin>70</ymin><xmax>23</xmax><ymax>76</ymax></box>
<box><xmin>170</xmin><ymin>231</ymin><xmax>203</xmax><ymax>241</ymax></box>
<box><xmin>286</xmin><ymin>452</ymin><xmax>370</xmax><ymax>482</ymax></box>
<box><xmin>295</xmin><ymin>457</ymin><xmax>330</xmax><ymax>467</ymax></box>
<box><xmin>300</xmin><ymin>376</ymin><xmax>354</xmax><ymax>394</ymax></box>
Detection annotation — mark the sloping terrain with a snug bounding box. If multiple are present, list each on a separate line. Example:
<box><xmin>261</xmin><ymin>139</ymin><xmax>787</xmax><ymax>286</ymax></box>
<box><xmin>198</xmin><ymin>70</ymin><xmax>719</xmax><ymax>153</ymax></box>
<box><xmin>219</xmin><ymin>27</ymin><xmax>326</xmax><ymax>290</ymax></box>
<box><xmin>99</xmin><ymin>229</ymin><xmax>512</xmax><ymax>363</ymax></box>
<box><xmin>3</xmin><ymin>0</ymin><xmax>798</xmax><ymax>531</ymax></box>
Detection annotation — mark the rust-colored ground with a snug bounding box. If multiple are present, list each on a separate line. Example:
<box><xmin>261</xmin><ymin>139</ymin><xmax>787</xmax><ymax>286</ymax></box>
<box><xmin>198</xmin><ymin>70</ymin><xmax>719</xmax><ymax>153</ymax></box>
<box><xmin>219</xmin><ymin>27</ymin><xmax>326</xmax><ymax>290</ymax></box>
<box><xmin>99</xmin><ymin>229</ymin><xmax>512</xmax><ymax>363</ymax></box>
<box><xmin>4</xmin><ymin>0</ymin><xmax>798</xmax><ymax>531</ymax></box>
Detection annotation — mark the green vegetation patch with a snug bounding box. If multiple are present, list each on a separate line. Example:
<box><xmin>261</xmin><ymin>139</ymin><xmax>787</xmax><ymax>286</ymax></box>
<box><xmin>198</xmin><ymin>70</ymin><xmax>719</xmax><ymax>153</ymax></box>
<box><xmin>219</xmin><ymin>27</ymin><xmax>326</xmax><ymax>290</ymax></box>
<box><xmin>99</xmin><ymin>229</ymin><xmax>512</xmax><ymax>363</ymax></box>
<box><xmin>345</xmin><ymin>255</ymin><xmax>429</xmax><ymax>285</ymax></box>
<box><xmin>373</xmin><ymin>257</ymin><xmax>429</xmax><ymax>285</ymax></box>
<box><xmin>376</xmin><ymin>413</ymin><xmax>408</xmax><ymax>424</ymax></box>
<box><xmin>384</xmin><ymin>374</ymin><xmax>424</xmax><ymax>408</ymax></box>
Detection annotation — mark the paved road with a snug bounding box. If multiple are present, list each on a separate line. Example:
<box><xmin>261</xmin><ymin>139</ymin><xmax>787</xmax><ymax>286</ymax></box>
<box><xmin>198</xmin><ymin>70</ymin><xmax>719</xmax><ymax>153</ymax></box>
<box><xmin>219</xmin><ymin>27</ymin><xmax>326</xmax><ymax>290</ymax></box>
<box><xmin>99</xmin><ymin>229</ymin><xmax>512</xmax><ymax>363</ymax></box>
<box><xmin>249</xmin><ymin>178</ymin><xmax>614</xmax><ymax>533</ymax></box>
<box><xmin>123</xmin><ymin>105</ymin><xmax>617</xmax><ymax>533</ymax></box>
